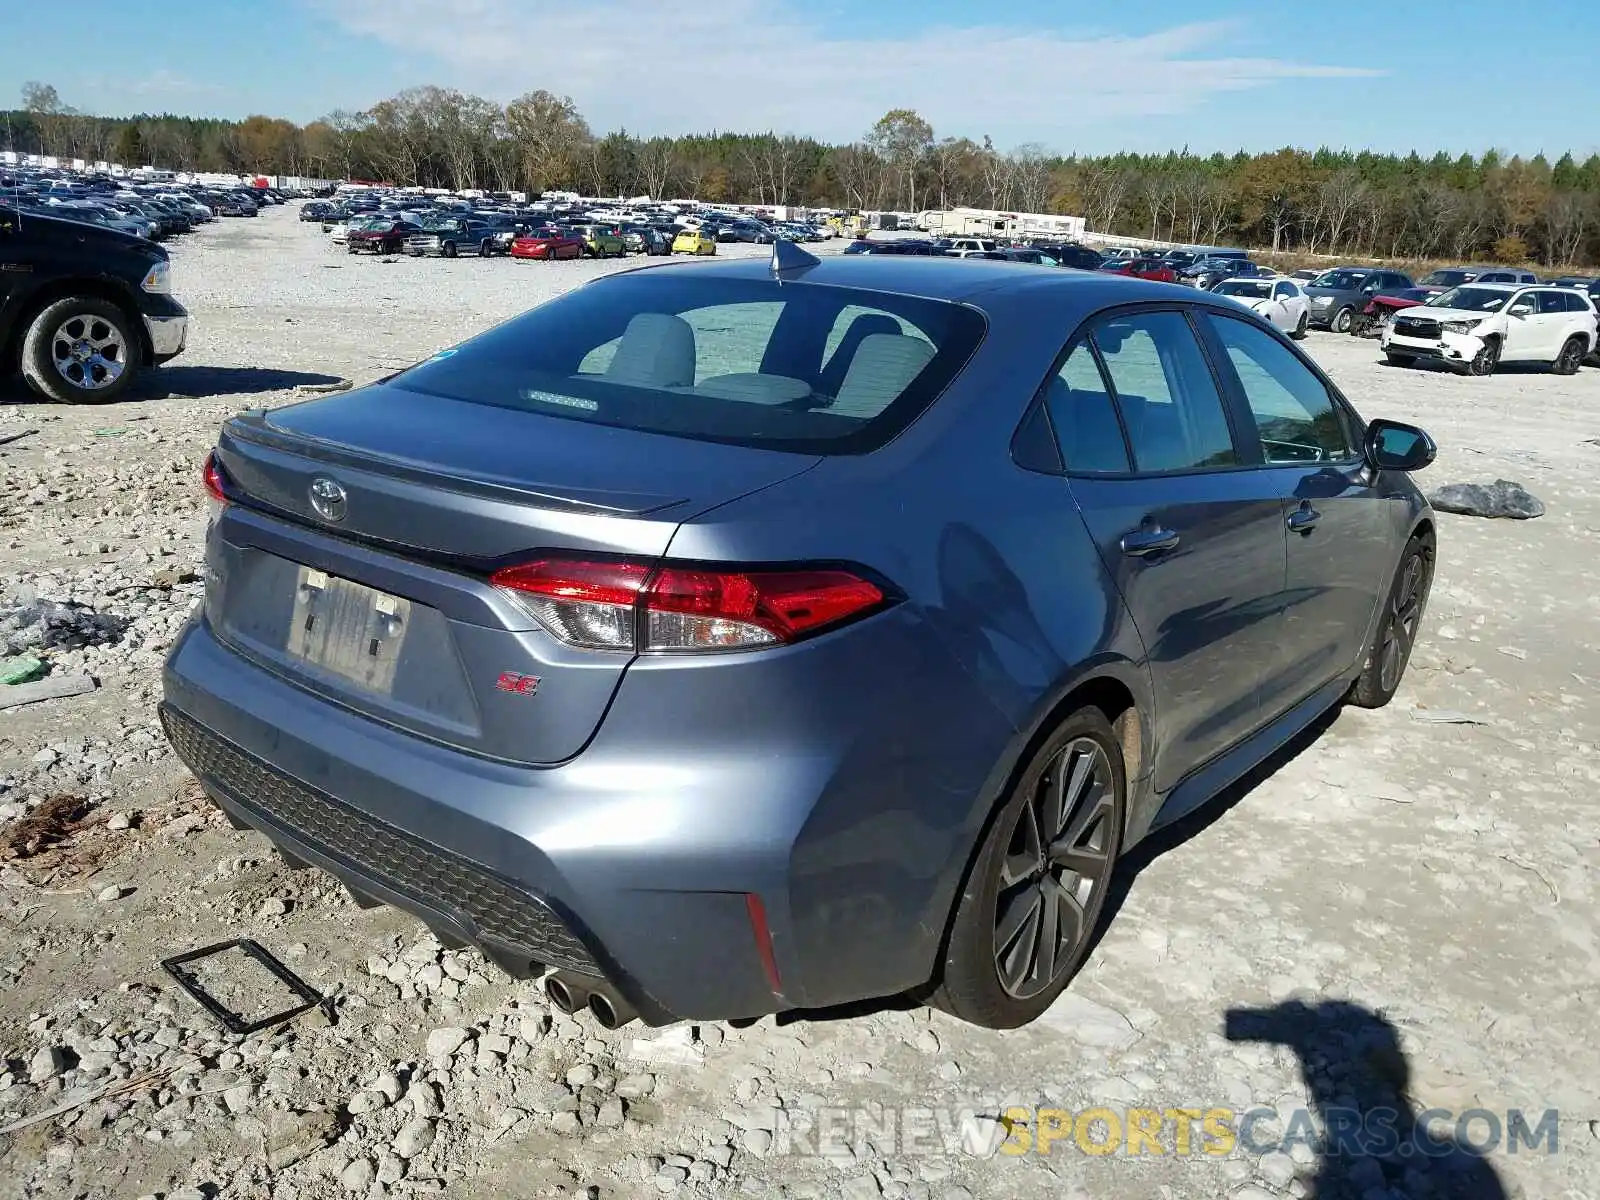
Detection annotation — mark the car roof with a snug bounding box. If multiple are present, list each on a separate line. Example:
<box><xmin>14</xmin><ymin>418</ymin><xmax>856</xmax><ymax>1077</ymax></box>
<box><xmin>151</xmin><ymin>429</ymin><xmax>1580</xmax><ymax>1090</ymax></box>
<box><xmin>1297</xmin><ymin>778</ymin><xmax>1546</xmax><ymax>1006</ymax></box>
<box><xmin>1451</xmin><ymin>281</ymin><xmax>1524</xmax><ymax>292</ymax></box>
<box><xmin>614</xmin><ymin>251</ymin><xmax>1198</xmax><ymax>306</ymax></box>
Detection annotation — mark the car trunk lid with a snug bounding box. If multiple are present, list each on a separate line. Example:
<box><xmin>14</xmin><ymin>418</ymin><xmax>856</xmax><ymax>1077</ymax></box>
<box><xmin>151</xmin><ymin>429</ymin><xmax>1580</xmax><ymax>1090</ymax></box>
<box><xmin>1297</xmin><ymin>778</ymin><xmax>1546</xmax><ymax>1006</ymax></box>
<box><xmin>204</xmin><ymin>384</ymin><xmax>819</xmax><ymax>764</ymax></box>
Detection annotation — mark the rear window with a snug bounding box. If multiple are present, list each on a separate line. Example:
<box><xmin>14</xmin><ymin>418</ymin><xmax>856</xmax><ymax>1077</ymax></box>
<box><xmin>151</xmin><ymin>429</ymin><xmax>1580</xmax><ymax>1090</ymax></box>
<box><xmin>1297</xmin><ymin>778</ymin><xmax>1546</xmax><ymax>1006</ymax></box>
<box><xmin>393</xmin><ymin>274</ymin><xmax>986</xmax><ymax>454</ymax></box>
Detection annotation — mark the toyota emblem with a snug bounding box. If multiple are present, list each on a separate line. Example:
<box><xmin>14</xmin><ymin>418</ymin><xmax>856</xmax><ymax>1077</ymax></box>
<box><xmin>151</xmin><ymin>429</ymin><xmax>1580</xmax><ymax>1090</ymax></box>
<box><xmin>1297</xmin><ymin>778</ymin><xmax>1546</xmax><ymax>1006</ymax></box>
<box><xmin>308</xmin><ymin>477</ymin><xmax>348</xmax><ymax>523</ymax></box>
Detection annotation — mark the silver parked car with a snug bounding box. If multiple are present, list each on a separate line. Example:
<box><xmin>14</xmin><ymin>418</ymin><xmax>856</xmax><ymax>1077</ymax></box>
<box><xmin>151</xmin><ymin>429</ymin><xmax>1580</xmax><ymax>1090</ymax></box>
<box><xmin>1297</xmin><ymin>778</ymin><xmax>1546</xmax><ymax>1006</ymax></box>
<box><xmin>164</xmin><ymin>246</ymin><xmax>1438</xmax><ymax>1030</ymax></box>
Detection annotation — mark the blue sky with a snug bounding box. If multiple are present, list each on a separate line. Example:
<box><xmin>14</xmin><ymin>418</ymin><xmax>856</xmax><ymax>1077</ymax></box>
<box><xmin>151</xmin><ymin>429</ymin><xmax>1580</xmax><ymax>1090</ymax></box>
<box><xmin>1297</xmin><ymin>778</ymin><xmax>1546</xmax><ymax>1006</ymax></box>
<box><xmin>3</xmin><ymin>0</ymin><xmax>1596</xmax><ymax>157</ymax></box>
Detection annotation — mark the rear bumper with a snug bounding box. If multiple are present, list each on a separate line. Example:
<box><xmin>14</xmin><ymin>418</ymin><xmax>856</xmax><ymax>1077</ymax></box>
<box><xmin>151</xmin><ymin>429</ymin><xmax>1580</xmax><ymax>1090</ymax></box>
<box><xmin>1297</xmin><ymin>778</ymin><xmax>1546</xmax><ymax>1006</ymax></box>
<box><xmin>161</xmin><ymin>612</ymin><xmax>1014</xmax><ymax>1021</ymax></box>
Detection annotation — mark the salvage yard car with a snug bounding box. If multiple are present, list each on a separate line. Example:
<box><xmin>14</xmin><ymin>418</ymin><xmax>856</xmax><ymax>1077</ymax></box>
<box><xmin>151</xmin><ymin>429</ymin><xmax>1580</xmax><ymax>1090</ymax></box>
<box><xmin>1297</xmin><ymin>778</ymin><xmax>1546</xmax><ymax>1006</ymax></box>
<box><xmin>578</xmin><ymin>224</ymin><xmax>627</xmax><ymax>258</ymax></box>
<box><xmin>163</xmin><ymin>245</ymin><xmax>1440</xmax><ymax>1031</ymax></box>
<box><xmin>1381</xmin><ymin>282</ymin><xmax>1597</xmax><ymax>375</ymax></box>
<box><xmin>1210</xmin><ymin>277</ymin><xmax>1310</xmax><ymax>336</ymax></box>
<box><xmin>404</xmin><ymin>218</ymin><xmax>503</xmax><ymax>259</ymax></box>
<box><xmin>0</xmin><ymin>201</ymin><xmax>188</xmax><ymax>403</ymax></box>
<box><xmin>671</xmin><ymin>228</ymin><xmax>717</xmax><ymax>256</ymax></box>
<box><xmin>510</xmin><ymin>228</ymin><xmax>587</xmax><ymax>261</ymax></box>
<box><xmin>348</xmin><ymin>218</ymin><xmax>424</xmax><ymax>255</ymax></box>
<box><xmin>1305</xmin><ymin>268</ymin><xmax>1415</xmax><ymax>332</ymax></box>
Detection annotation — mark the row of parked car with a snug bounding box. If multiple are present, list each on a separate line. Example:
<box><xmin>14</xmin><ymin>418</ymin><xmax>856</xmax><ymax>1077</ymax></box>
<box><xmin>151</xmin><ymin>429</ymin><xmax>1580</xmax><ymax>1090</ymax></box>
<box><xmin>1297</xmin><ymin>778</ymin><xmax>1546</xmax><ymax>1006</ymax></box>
<box><xmin>1</xmin><ymin>169</ymin><xmax>302</xmax><ymax>241</ymax></box>
<box><xmin>850</xmin><ymin>234</ymin><xmax>1600</xmax><ymax>377</ymax></box>
<box><xmin>306</xmin><ymin>192</ymin><xmax>835</xmax><ymax>264</ymax></box>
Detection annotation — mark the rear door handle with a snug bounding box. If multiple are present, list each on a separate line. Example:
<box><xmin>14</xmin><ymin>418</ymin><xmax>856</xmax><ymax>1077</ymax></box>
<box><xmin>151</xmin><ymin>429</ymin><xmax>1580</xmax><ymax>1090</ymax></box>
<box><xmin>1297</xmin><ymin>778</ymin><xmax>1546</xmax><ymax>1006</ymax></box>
<box><xmin>1287</xmin><ymin>502</ymin><xmax>1321</xmax><ymax>533</ymax></box>
<box><xmin>1120</xmin><ymin>526</ymin><xmax>1181</xmax><ymax>557</ymax></box>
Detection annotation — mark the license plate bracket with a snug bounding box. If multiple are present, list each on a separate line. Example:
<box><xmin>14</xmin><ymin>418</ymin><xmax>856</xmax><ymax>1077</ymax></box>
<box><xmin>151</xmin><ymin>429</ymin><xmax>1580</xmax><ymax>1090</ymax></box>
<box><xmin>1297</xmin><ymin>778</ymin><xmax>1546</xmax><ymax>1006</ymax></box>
<box><xmin>286</xmin><ymin>567</ymin><xmax>411</xmax><ymax>695</ymax></box>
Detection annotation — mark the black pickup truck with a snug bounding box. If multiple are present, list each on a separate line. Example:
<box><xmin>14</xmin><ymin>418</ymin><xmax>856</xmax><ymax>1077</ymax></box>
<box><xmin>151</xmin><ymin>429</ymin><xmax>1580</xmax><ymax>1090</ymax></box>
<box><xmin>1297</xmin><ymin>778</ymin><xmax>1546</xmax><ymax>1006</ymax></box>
<box><xmin>1</xmin><ymin>204</ymin><xmax>189</xmax><ymax>403</ymax></box>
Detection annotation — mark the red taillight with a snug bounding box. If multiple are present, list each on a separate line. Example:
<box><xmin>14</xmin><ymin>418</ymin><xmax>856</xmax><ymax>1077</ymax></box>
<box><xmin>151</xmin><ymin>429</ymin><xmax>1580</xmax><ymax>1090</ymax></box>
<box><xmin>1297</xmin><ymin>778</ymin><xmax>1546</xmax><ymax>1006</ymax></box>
<box><xmin>489</xmin><ymin>559</ymin><xmax>886</xmax><ymax>652</ymax></box>
<box><xmin>203</xmin><ymin>451</ymin><xmax>228</xmax><ymax>505</ymax></box>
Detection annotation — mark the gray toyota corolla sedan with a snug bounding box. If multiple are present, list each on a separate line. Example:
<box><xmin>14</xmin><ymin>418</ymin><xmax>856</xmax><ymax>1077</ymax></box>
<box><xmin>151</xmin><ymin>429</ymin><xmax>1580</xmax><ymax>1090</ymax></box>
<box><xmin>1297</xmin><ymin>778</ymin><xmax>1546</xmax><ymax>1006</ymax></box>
<box><xmin>162</xmin><ymin>244</ymin><xmax>1437</xmax><ymax>1030</ymax></box>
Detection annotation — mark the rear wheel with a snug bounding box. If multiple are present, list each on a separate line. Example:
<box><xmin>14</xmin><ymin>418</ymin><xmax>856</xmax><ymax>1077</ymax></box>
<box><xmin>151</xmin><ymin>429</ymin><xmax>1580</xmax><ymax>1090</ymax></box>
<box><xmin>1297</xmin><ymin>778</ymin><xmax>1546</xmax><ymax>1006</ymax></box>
<box><xmin>929</xmin><ymin>707</ymin><xmax>1125</xmax><ymax>1029</ymax></box>
<box><xmin>1331</xmin><ymin>306</ymin><xmax>1354</xmax><ymax>334</ymax></box>
<box><xmin>479</xmin><ymin>240</ymin><xmax>493</xmax><ymax>258</ymax></box>
<box><xmin>1348</xmin><ymin>535</ymin><xmax>1433</xmax><ymax>709</ymax></box>
<box><xmin>1552</xmin><ymin>335</ymin><xmax>1585</xmax><ymax>375</ymax></box>
<box><xmin>20</xmin><ymin>297</ymin><xmax>142</xmax><ymax>405</ymax></box>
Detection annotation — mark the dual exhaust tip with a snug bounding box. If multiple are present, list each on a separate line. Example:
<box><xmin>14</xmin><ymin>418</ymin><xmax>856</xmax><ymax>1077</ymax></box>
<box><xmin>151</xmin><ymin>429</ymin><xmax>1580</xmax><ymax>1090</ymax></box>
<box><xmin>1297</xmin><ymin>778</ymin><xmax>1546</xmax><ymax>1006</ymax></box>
<box><xmin>543</xmin><ymin>970</ymin><xmax>636</xmax><ymax>1030</ymax></box>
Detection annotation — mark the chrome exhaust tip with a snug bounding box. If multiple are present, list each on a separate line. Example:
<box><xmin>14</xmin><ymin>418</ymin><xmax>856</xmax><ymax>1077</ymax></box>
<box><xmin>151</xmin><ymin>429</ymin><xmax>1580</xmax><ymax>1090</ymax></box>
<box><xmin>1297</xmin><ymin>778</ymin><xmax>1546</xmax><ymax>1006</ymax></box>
<box><xmin>586</xmin><ymin>986</ymin><xmax>638</xmax><ymax>1030</ymax></box>
<box><xmin>543</xmin><ymin>971</ymin><xmax>589</xmax><ymax>1015</ymax></box>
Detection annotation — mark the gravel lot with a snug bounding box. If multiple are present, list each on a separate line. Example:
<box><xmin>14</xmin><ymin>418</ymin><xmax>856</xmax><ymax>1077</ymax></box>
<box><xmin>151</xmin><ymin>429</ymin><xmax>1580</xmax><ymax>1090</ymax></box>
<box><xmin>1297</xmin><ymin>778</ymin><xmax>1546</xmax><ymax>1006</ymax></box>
<box><xmin>2</xmin><ymin>207</ymin><xmax>1597</xmax><ymax>1200</ymax></box>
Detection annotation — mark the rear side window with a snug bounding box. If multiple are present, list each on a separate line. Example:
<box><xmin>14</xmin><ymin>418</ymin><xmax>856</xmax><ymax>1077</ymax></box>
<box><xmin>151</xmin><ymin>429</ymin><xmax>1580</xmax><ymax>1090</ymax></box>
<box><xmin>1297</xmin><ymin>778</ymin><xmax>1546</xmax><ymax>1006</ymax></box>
<box><xmin>394</xmin><ymin>275</ymin><xmax>985</xmax><ymax>454</ymax></box>
<box><xmin>1044</xmin><ymin>344</ymin><xmax>1130</xmax><ymax>474</ymax></box>
<box><xmin>1090</xmin><ymin>312</ymin><xmax>1238</xmax><ymax>473</ymax></box>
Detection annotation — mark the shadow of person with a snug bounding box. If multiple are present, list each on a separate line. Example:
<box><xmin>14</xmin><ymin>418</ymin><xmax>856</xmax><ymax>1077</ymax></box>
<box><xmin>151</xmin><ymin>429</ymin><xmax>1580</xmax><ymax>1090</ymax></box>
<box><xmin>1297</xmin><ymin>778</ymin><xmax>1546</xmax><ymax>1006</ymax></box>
<box><xmin>1225</xmin><ymin>999</ymin><xmax>1510</xmax><ymax>1199</ymax></box>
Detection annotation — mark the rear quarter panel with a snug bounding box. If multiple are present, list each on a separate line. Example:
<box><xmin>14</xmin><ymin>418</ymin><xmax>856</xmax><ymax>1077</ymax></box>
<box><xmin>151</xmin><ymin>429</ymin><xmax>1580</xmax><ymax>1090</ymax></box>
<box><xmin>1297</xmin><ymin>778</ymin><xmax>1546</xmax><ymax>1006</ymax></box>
<box><xmin>659</xmin><ymin>282</ymin><xmax>1156</xmax><ymax>1004</ymax></box>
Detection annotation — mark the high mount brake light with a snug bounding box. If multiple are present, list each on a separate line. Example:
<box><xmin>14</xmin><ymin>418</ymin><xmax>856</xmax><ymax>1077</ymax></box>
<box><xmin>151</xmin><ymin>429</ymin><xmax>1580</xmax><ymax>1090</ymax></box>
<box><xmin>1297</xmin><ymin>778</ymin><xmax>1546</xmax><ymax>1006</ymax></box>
<box><xmin>490</xmin><ymin>559</ymin><xmax>886</xmax><ymax>652</ymax></box>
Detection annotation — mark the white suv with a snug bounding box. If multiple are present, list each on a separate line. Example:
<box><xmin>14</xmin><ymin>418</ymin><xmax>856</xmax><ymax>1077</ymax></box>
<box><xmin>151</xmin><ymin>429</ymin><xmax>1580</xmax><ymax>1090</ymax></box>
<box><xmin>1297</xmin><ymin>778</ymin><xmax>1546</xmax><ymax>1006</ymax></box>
<box><xmin>1381</xmin><ymin>283</ymin><xmax>1597</xmax><ymax>376</ymax></box>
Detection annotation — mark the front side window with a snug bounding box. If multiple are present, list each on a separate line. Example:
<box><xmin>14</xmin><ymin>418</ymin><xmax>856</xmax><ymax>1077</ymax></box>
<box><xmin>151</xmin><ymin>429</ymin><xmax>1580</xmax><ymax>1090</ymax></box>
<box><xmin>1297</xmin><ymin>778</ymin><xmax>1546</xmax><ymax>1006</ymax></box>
<box><xmin>1209</xmin><ymin>314</ymin><xmax>1353</xmax><ymax>464</ymax></box>
<box><xmin>1090</xmin><ymin>312</ymin><xmax>1238</xmax><ymax>473</ymax></box>
<box><xmin>395</xmin><ymin>275</ymin><xmax>985</xmax><ymax>454</ymax></box>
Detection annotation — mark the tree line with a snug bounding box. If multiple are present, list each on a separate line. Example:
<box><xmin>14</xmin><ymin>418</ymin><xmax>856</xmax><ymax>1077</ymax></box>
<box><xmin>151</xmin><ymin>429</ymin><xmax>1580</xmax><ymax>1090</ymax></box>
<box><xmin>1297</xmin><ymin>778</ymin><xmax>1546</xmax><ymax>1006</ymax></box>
<box><xmin>7</xmin><ymin>82</ymin><xmax>1600</xmax><ymax>266</ymax></box>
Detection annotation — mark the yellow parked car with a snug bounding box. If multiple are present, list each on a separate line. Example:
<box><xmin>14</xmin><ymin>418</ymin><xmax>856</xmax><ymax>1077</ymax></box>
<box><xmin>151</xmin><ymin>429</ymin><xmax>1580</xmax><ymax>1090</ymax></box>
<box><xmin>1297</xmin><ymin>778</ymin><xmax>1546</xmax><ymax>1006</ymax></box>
<box><xmin>672</xmin><ymin>228</ymin><xmax>717</xmax><ymax>256</ymax></box>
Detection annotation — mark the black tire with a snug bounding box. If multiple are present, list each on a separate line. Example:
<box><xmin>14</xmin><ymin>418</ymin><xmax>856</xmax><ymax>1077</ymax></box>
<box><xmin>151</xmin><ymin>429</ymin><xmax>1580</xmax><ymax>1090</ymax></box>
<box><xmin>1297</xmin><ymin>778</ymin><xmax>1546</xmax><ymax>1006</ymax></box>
<box><xmin>1292</xmin><ymin>311</ymin><xmax>1309</xmax><ymax>340</ymax></box>
<box><xmin>1348</xmin><ymin>535</ymin><xmax>1434</xmax><ymax>710</ymax></box>
<box><xmin>479</xmin><ymin>240</ymin><xmax>493</xmax><ymax>258</ymax></box>
<box><xmin>1385</xmin><ymin>353</ymin><xmax>1415</xmax><ymax>368</ymax></box>
<box><xmin>1331</xmin><ymin>306</ymin><xmax>1354</xmax><ymax>334</ymax></box>
<box><xmin>1466</xmin><ymin>336</ymin><xmax>1500</xmax><ymax>376</ymax></box>
<box><xmin>929</xmin><ymin>707</ymin><xmax>1125</xmax><ymax>1029</ymax></box>
<box><xmin>441</xmin><ymin>241</ymin><xmax>457</xmax><ymax>259</ymax></box>
<box><xmin>20</xmin><ymin>296</ymin><xmax>143</xmax><ymax>405</ymax></box>
<box><xmin>1552</xmin><ymin>335</ymin><xmax>1585</xmax><ymax>376</ymax></box>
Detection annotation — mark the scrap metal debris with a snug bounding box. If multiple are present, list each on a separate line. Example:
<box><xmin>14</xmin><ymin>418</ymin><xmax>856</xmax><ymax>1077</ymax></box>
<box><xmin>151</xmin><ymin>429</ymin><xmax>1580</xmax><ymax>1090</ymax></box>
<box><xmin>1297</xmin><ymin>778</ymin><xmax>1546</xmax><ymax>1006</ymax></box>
<box><xmin>1</xmin><ymin>593</ymin><xmax>129</xmax><ymax>655</ymax></box>
<box><xmin>1427</xmin><ymin>479</ymin><xmax>1545</xmax><ymax>520</ymax></box>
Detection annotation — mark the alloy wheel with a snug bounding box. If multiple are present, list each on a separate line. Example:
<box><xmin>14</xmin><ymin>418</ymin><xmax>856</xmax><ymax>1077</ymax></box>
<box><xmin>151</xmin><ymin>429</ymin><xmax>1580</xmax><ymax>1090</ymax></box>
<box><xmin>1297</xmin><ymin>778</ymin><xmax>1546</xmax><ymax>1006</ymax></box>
<box><xmin>993</xmin><ymin>737</ymin><xmax>1117</xmax><ymax>1000</ymax></box>
<box><xmin>50</xmin><ymin>315</ymin><xmax>127</xmax><ymax>392</ymax></box>
<box><xmin>1379</xmin><ymin>551</ymin><xmax>1428</xmax><ymax>693</ymax></box>
<box><xmin>1556</xmin><ymin>339</ymin><xmax>1582</xmax><ymax>374</ymax></box>
<box><xmin>1469</xmin><ymin>339</ymin><xmax>1500</xmax><ymax>376</ymax></box>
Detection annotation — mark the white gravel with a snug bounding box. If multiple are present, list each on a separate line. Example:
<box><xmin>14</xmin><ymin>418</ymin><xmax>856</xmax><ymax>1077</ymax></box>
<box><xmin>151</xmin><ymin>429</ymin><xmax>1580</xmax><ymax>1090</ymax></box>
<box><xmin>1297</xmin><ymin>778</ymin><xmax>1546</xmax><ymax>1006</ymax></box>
<box><xmin>0</xmin><ymin>206</ymin><xmax>1596</xmax><ymax>1200</ymax></box>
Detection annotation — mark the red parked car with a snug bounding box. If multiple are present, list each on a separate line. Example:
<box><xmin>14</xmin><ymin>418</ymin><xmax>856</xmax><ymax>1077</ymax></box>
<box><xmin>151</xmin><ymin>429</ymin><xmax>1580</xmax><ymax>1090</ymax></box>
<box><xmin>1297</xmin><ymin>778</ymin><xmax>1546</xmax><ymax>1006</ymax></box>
<box><xmin>510</xmin><ymin>228</ymin><xmax>586</xmax><ymax>261</ymax></box>
<box><xmin>347</xmin><ymin>218</ymin><xmax>422</xmax><ymax>255</ymax></box>
<box><xmin>1097</xmin><ymin>256</ymin><xmax>1179</xmax><ymax>283</ymax></box>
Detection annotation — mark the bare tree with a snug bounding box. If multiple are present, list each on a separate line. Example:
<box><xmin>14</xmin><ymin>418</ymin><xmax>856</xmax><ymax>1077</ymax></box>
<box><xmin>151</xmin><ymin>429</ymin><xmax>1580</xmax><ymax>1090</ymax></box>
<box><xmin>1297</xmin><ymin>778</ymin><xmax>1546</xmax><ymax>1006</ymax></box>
<box><xmin>505</xmin><ymin>90</ymin><xmax>591</xmax><ymax>193</ymax></box>
<box><xmin>1010</xmin><ymin>144</ymin><xmax>1052</xmax><ymax>213</ymax></box>
<box><xmin>1080</xmin><ymin>162</ymin><xmax>1134</xmax><ymax>234</ymax></box>
<box><xmin>829</xmin><ymin>144</ymin><xmax>882</xmax><ymax>210</ymax></box>
<box><xmin>636</xmin><ymin>137</ymin><xmax>677</xmax><ymax>199</ymax></box>
<box><xmin>978</xmin><ymin>137</ymin><xmax>1015</xmax><ymax>210</ymax></box>
<box><xmin>1139</xmin><ymin>170</ymin><xmax>1180</xmax><ymax>240</ymax></box>
<box><xmin>1542</xmin><ymin>191</ymin><xmax>1592</xmax><ymax>265</ymax></box>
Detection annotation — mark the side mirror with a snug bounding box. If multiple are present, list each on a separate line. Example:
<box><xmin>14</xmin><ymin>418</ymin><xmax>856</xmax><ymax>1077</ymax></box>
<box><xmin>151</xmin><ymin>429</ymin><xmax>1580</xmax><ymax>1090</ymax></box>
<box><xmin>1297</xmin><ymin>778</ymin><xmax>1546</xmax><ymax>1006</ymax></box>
<box><xmin>1508</xmin><ymin>303</ymin><xmax>1533</xmax><ymax>318</ymax></box>
<box><xmin>1364</xmin><ymin>419</ymin><xmax>1435</xmax><ymax>473</ymax></box>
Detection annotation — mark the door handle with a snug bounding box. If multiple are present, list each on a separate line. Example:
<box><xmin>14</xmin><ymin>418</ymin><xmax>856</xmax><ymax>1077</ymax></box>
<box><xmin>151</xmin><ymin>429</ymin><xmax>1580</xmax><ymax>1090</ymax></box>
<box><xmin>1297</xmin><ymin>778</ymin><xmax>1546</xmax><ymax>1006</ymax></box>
<box><xmin>1120</xmin><ymin>525</ymin><xmax>1181</xmax><ymax>556</ymax></box>
<box><xmin>1287</xmin><ymin>502</ymin><xmax>1321</xmax><ymax>533</ymax></box>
